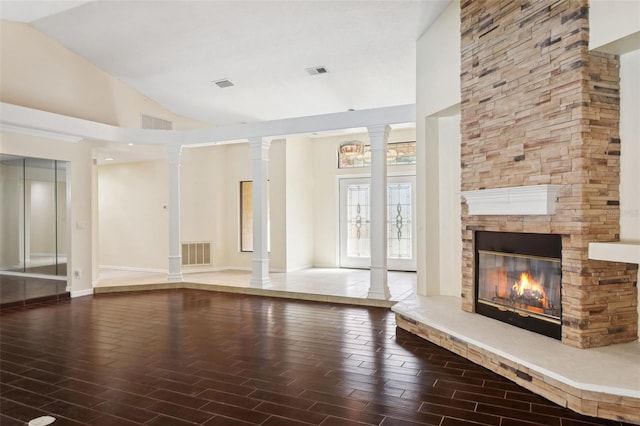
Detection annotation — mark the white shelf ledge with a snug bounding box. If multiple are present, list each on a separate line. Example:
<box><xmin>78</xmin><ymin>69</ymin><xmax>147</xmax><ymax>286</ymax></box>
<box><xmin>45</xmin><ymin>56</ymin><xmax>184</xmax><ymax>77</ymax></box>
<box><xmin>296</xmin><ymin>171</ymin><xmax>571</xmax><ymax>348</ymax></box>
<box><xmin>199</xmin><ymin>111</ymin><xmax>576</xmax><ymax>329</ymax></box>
<box><xmin>588</xmin><ymin>242</ymin><xmax>640</xmax><ymax>264</ymax></box>
<box><xmin>461</xmin><ymin>185</ymin><xmax>564</xmax><ymax>216</ymax></box>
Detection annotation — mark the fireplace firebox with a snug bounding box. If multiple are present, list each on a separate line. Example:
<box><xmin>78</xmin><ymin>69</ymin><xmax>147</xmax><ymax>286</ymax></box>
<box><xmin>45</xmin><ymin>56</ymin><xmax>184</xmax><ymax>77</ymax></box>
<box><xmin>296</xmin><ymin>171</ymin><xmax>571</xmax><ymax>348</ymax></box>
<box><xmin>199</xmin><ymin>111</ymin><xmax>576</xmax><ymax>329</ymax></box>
<box><xmin>475</xmin><ymin>231</ymin><xmax>562</xmax><ymax>339</ymax></box>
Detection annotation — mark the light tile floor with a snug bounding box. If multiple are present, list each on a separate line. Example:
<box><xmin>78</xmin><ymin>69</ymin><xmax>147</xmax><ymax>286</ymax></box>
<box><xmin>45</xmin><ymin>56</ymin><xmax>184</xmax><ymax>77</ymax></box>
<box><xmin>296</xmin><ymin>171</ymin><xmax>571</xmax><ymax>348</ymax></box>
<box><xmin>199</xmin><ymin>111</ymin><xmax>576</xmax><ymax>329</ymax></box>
<box><xmin>96</xmin><ymin>267</ymin><xmax>417</xmax><ymax>305</ymax></box>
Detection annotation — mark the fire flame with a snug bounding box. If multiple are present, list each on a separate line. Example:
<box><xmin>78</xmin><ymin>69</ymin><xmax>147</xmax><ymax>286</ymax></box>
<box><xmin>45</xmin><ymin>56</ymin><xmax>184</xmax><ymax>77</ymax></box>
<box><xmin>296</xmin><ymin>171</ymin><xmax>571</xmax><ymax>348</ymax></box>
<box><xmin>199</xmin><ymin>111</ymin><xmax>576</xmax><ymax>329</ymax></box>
<box><xmin>512</xmin><ymin>272</ymin><xmax>548</xmax><ymax>308</ymax></box>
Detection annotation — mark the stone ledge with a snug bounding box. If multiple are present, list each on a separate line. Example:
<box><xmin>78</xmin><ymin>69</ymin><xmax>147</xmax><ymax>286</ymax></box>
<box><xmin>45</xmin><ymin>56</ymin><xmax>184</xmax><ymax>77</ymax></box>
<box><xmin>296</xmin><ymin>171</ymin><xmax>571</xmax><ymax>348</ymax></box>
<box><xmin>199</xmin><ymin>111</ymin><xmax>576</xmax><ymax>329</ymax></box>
<box><xmin>393</xmin><ymin>295</ymin><xmax>640</xmax><ymax>424</ymax></box>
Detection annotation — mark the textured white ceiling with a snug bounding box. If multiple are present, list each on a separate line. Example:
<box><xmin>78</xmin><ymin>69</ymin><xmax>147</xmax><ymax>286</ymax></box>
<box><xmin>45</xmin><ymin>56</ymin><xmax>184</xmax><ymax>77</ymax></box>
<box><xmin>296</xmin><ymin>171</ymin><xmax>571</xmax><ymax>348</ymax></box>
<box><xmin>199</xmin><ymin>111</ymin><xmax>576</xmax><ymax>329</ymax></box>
<box><xmin>1</xmin><ymin>0</ymin><xmax>450</xmax><ymax>126</ymax></box>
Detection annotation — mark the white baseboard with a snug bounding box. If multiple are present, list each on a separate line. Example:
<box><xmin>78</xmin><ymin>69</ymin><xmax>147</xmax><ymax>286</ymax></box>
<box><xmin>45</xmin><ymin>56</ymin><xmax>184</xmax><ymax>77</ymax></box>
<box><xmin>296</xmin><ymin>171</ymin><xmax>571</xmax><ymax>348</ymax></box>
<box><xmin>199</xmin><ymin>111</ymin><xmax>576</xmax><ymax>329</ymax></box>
<box><xmin>71</xmin><ymin>288</ymin><xmax>94</xmax><ymax>298</ymax></box>
<box><xmin>99</xmin><ymin>265</ymin><xmax>168</xmax><ymax>274</ymax></box>
<box><xmin>180</xmin><ymin>266</ymin><xmax>231</xmax><ymax>273</ymax></box>
<box><xmin>225</xmin><ymin>266</ymin><xmax>252</xmax><ymax>271</ymax></box>
<box><xmin>313</xmin><ymin>264</ymin><xmax>340</xmax><ymax>269</ymax></box>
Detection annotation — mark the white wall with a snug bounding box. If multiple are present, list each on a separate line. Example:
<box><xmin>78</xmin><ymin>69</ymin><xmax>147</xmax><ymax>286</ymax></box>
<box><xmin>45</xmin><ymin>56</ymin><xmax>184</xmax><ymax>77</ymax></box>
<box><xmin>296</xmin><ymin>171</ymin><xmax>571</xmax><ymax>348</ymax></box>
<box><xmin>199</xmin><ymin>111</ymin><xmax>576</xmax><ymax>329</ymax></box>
<box><xmin>98</xmin><ymin>160</ymin><xmax>168</xmax><ymax>271</ymax></box>
<box><xmin>285</xmin><ymin>136</ymin><xmax>315</xmax><ymax>271</ymax></box>
<box><xmin>0</xmin><ymin>131</ymin><xmax>93</xmax><ymax>295</ymax></box>
<box><xmin>437</xmin><ymin>115</ymin><xmax>462</xmax><ymax>296</ymax></box>
<box><xmin>590</xmin><ymin>0</ymin><xmax>640</xmax><ymax>51</ymax></box>
<box><xmin>619</xmin><ymin>50</ymin><xmax>640</xmax><ymax>242</ymax></box>
<box><xmin>312</xmin><ymin>135</ymin><xmax>342</xmax><ymax>268</ymax></box>
<box><xmin>180</xmin><ymin>145</ymin><xmax>229</xmax><ymax>269</ymax></box>
<box><xmin>416</xmin><ymin>0</ymin><xmax>461</xmax><ymax>296</ymax></box>
<box><xmin>269</xmin><ymin>139</ymin><xmax>287</xmax><ymax>272</ymax></box>
<box><xmin>95</xmin><ymin>138</ymin><xmax>296</xmax><ymax>275</ymax></box>
<box><xmin>223</xmin><ymin>143</ymin><xmax>252</xmax><ymax>269</ymax></box>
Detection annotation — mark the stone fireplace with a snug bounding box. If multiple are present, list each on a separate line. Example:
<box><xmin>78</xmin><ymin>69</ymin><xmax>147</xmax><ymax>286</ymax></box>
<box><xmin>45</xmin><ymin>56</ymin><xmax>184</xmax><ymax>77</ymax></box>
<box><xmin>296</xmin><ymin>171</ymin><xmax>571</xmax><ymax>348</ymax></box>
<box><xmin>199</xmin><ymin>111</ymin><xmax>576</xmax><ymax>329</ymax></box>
<box><xmin>458</xmin><ymin>0</ymin><xmax>638</xmax><ymax>349</ymax></box>
<box><xmin>394</xmin><ymin>0</ymin><xmax>639</xmax><ymax>422</ymax></box>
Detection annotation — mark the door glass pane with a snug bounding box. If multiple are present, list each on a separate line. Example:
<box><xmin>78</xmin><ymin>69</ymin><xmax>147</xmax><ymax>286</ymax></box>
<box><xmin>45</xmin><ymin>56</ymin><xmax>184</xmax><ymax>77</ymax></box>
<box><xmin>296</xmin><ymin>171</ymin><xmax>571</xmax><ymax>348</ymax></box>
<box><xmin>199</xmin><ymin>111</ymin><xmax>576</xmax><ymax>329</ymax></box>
<box><xmin>387</xmin><ymin>183</ymin><xmax>412</xmax><ymax>259</ymax></box>
<box><xmin>346</xmin><ymin>184</ymin><xmax>370</xmax><ymax>258</ymax></box>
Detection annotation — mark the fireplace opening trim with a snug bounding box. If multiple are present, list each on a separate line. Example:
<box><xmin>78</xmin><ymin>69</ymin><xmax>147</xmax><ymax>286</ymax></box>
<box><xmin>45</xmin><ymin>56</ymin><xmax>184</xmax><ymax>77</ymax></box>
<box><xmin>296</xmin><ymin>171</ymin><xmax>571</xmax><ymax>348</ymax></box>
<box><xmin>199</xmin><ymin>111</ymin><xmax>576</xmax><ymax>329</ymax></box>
<box><xmin>474</xmin><ymin>231</ymin><xmax>563</xmax><ymax>340</ymax></box>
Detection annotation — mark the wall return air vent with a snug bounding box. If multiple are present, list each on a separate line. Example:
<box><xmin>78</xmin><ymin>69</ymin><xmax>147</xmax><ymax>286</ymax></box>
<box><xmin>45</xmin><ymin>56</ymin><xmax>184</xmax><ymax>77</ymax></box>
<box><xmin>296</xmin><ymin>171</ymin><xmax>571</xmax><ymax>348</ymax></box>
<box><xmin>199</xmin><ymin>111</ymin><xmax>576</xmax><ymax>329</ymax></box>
<box><xmin>141</xmin><ymin>114</ymin><xmax>173</xmax><ymax>130</ymax></box>
<box><xmin>181</xmin><ymin>241</ymin><xmax>212</xmax><ymax>266</ymax></box>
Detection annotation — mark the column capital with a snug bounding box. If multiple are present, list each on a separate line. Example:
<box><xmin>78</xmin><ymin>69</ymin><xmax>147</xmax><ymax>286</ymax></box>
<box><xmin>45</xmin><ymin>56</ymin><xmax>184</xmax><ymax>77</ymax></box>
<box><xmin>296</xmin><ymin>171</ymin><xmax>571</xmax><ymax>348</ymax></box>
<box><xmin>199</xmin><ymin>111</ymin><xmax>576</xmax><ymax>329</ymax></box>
<box><xmin>367</xmin><ymin>125</ymin><xmax>391</xmax><ymax>151</ymax></box>
<box><xmin>249</xmin><ymin>137</ymin><xmax>271</xmax><ymax>160</ymax></box>
<box><xmin>166</xmin><ymin>143</ymin><xmax>182</xmax><ymax>157</ymax></box>
<box><xmin>367</xmin><ymin>124</ymin><xmax>391</xmax><ymax>139</ymax></box>
<box><xmin>249</xmin><ymin>136</ymin><xmax>272</xmax><ymax>148</ymax></box>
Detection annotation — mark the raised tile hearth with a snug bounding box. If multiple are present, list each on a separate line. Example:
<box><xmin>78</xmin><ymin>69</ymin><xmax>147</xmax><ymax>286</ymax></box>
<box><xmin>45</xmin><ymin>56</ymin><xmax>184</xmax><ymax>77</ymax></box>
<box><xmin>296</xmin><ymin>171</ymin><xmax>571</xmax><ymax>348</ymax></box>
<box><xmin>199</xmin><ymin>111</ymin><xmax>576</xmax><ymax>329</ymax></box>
<box><xmin>393</xmin><ymin>295</ymin><xmax>640</xmax><ymax>424</ymax></box>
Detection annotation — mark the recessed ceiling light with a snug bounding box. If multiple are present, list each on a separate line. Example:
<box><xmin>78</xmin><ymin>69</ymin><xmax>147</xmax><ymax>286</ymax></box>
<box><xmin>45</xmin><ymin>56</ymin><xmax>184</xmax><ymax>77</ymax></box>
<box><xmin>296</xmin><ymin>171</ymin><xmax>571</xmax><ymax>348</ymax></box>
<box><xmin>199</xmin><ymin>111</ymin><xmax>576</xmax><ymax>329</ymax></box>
<box><xmin>105</xmin><ymin>157</ymin><xmax>114</xmax><ymax>161</ymax></box>
<box><xmin>213</xmin><ymin>78</ymin><xmax>234</xmax><ymax>88</ymax></box>
<box><xmin>305</xmin><ymin>66</ymin><xmax>328</xmax><ymax>76</ymax></box>
<box><xmin>128</xmin><ymin>143</ymin><xmax>134</xmax><ymax>146</ymax></box>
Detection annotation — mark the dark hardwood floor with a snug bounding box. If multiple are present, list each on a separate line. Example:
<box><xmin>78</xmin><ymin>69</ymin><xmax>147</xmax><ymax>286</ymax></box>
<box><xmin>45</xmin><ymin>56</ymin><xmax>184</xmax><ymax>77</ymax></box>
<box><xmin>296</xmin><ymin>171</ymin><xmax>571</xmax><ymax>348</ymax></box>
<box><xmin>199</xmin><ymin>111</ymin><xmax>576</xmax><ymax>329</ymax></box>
<box><xmin>0</xmin><ymin>290</ymin><xmax>632</xmax><ymax>426</ymax></box>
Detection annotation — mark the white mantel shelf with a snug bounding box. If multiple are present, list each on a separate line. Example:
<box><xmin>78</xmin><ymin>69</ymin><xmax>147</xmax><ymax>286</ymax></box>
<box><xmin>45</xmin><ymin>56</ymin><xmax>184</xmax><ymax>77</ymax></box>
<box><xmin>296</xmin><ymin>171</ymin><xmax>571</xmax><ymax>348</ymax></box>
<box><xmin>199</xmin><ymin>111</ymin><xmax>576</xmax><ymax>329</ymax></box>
<box><xmin>589</xmin><ymin>242</ymin><xmax>640</xmax><ymax>264</ymax></box>
<box><xmin>461</xmin><ymin>184</ymin><xmax>564</xmax><ymax>216</ymax></box>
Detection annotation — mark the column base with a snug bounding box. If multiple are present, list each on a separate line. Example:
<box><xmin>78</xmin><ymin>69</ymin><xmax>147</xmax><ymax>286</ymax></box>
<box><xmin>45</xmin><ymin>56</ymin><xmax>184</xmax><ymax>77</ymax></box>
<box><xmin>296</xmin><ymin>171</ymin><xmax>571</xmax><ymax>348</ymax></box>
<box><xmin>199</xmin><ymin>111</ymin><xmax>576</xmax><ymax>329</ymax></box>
<box><xmin>168</xmin><ymin>256</ymin><xmax>182</xmax><ymax>282</ymax></box>
<box><xmin>166</xmin><ymin>272</ymin><xmax>183</xmax><ymax>282</ymax></box>
<box><xmin>251</xmin><ymin>258</ymin><xmax>270</xmax><ymax>288</ymax></box>
<box><xmin>369</xmin><ymin>265</ymin><xmax>390</xmax><ymax>300</ymax></box>
<box><xmin>250</xmin><ymin>277</ymin><xmax>272</xmax><ymax>288</ymax></box>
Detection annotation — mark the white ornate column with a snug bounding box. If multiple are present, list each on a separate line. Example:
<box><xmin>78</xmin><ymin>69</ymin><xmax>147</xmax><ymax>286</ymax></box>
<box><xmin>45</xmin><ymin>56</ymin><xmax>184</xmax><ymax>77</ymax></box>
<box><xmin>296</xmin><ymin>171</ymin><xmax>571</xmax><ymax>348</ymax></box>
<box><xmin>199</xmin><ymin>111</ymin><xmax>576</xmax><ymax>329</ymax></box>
<box><xmin>249</xmin><ymin>137</ymin><xmax>271</xmax><ymax>287</ymax></box>
<box><xmin>368</xmin><ymin>125</ymin><xmax>391</xmax><ymax>299</ymax></box>
<box><xmin>167</xmin><ymin>144</ymin><xmax>183</xmax><ymax>282</ymax></box>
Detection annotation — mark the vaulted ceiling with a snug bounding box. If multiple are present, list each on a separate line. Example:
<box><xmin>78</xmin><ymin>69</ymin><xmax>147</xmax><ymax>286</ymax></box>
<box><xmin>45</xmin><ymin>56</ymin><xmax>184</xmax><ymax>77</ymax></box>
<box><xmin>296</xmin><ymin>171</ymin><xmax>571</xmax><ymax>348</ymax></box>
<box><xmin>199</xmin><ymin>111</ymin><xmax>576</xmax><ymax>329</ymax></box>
<box><xmin>1</xmin><ymin>0</ymin><xmax>450</xmax><ymax>126</ymax></box>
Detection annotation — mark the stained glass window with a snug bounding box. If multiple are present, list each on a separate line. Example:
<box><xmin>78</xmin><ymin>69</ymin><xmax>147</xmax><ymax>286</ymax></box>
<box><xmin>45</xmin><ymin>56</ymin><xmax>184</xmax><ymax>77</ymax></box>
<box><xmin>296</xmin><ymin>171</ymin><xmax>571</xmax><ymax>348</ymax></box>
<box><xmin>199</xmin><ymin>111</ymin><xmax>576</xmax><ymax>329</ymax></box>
<box><xmin>338</xmin><ymin>141</ymin><xmax>416</xmax><ymax>168</ymax></box>
<box><xmin>345</xmin><ymin>183</ymin><xmax>413</xmax><ymax>260</ymax></box>
<box><xmin>346</xmin><ymin>184</ymin><xmax>371</xmax><ymax>258</ymax></box>
<box><xmin>387</xmin><ymin>184</ymin><xmax>412</xmax><ymax>259</ymax></box>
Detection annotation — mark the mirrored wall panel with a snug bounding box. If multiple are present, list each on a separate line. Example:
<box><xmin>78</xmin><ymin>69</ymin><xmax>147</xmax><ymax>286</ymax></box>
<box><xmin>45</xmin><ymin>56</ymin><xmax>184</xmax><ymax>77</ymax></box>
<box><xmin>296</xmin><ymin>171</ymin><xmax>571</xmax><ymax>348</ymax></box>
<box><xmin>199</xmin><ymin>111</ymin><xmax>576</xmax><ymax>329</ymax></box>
<box><xmin>0</xmin><ymin>154</ymin><xmax>68</xmax><ymax>306</ymax></box>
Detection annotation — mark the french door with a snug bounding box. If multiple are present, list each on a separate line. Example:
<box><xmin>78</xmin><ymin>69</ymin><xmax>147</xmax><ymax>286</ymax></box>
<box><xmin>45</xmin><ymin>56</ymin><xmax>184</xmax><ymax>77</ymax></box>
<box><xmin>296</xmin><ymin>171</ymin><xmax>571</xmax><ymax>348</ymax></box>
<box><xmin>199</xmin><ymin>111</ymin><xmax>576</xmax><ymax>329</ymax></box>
<box><xmin>339</xmin><ymin>175</ymin><xmax>416</xmax><ymax>271</ymax></box>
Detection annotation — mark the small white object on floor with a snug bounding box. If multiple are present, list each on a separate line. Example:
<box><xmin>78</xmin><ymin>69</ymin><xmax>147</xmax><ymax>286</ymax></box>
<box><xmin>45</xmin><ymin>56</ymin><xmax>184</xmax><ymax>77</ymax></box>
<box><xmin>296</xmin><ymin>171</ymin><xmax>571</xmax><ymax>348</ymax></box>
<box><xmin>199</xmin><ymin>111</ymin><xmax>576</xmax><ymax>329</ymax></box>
<box><xmin>28</xmin><ymin>416</ymin><xmax>56</xmax><ymax>426</ymax></box>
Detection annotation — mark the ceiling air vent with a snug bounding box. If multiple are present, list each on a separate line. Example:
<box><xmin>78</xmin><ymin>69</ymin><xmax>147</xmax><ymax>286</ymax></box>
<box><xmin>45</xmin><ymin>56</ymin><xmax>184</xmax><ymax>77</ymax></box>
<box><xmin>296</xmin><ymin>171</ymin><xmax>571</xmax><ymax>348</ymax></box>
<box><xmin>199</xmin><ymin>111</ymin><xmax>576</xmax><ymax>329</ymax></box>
<box><xmin>306</xmin><ymin>66</ymin><xmax>328</xmax><ymax>76</ymax></box>
<box><xmin>213</xmin><ymin>78</ymin><xmax>234</xmax><ymax>88</ymax></box>
<box><xmin>141</xmin><ymin>114</ymin><xmax>173</xmax><ymax>130</ymax></box>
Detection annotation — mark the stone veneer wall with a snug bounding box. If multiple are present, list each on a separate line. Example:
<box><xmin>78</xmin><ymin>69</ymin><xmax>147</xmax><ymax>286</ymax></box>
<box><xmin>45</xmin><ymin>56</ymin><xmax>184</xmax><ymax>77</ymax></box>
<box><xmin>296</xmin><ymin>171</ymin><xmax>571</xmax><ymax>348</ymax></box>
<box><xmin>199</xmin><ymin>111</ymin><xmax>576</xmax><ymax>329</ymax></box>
<box><xmin>459</xmin><ymin>0</ymin><xmax>638</xmax><ymax>348</ymax></box>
